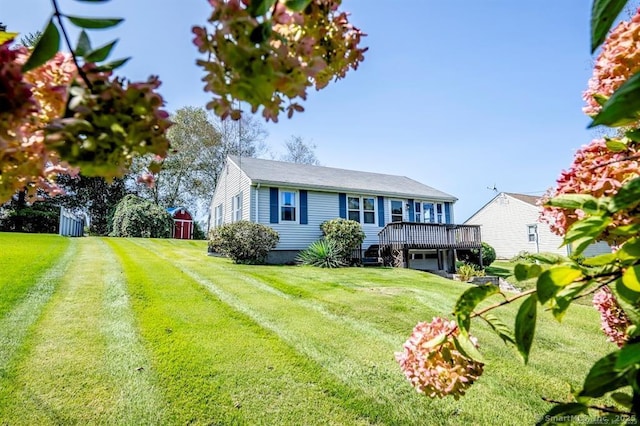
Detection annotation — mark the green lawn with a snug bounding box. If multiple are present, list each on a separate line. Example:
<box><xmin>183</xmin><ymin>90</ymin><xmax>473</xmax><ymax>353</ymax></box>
<box><xmin>0</xmin><ymin>233</ymin><xmax>613</xmax><ymax>425</ymax></box>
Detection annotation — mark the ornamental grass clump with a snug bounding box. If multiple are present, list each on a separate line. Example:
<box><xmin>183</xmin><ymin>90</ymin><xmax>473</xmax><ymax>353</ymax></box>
<box><xmin>296</xmin><ymin>239</ymin><xmax>344</xmax><ymax>268</ymax></box>
<box><xmin>395</xmin><ymin>317</ymin><xmax>484</xmax><ymax>400</ymax></box>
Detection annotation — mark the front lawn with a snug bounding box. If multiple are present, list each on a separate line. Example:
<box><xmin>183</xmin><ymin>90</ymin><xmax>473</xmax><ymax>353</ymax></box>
<box><xmin>0</xmin><ymin>234</ymin><xmax>611</xmax><ymax>425</ymax></box>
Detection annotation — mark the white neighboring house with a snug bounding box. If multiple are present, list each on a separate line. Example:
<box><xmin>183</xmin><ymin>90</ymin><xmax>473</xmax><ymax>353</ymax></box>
<box><xmin>209</xmin><ymin>156</ymin><xmax>481</xmax><ymax>270</ymax></box>
<box><xmin>464</xmin><ymin>192</ymin><xmax>610</xmax><ymax>259</ymax></box>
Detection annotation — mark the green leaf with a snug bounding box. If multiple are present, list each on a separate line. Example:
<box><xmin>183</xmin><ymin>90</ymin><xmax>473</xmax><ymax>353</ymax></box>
<box><xmin>591</xmin><ymin>0</ymin><xmax>628</xmax><ymax>53</ymax></box>
<box><xmin>579</xmin><ymin>351</ymin><xmax>629</xmax><ymax>398</ymax></box>
<box><xmin>611</xmin><ymin>223</ymin><xmax>640</xmax><ymax>237</ymax></box>
<box><xmin>545</xmin><ymin>194</ymin><xmax>599</xmax><ymax>210</ymax></box>
<box><xmin>536</xmin><ymin>266</ymin><xmax>583</xmax><ymax>305</ymax></box>
<box><xmin>535</xmin><ymin>402</ymin><xmax>588</xmax><ymax>426</ymax></box>
<box><xmin>452</xmin><ymin>334</ymin><xmax>485</xmax><ymax>364</ymax></box>
<box><xmin>615</xmin><ymin>278</ymin><xmax>640</xmax><ymax>306</ymax></box>
<box><xmin>515</xmin><ymin>294</ymin><xmax>537</xmax><ymax>364</ymax></box>
<box><xmin>84</xmin><ymin>40</ymin><xmax>117</xmax><ymax>62</ymax></box>
<box><xmin>622</xmin><ymin>265</ymin><xmax>640</xmax><ymax>292</ymax></box>
<box><xmin>551</xmin><ymin>281</ymin><xmax>590</xmax><ymax>321</ymax></box>
<box><xmin>582</xmin><ymin>252</ymin><xmax>618</xmax><ymax>266</ymax></box>
<box><xmin>617</xmin><ymin>237</ymin><xmax>640</xmax><ymax>261</ymax></box>
<box><xmin>421</xmin><ymin>333</ymin><xmax>447</xmax><ymax>350</ymax></box>
<box><xmin>528</xmin><ymin>252</ymin><xmax>568</xmax><ymax>265</ymax></box>
<box><xmin>610</xmin><ymin>177</ymin><xmax>640</xmax><ymax>212</ymax></box>
<box><xmin>626</xmin><ymin>128</ymin><xmax>640</xmax><ymax>142</ymax></box>
<box><xmin>0</xmin><ymin>32</ymin><xmax>18</xmax><ymax>43</ymax></box>
<box><xmin>594</xmin><ymin>93</ymin><xmax>609</xmax><ymax>106</ymax></box>
<box><xmin>483</xmin><ymin>313</ymin><xmax>515</xmax><ymax>345</ymax></box>
<box><xmin>88</xmin><ymin>57</ymin><xmax>130</xmax><ymax>72</ymax></box>
<box><xmin>605</xmin><ymin>138</ymin><xmax>628</xmax><ymax>152</ymax></box>
<box><xmin>75</xmin><ymin>30</ymin><xmax>91</xmax><ymax>56</ymax></box>
<box><xmin>615</xmin><ymin>342</ymin><xmax>640</xmax><ymax>369</ymax></box>
<box><xmin>514</xmin><ymin>263</ymin><xmax>543</xmax><ymax>281</ymax></box>
<box><xmin>285</xmin><ymin>0</ymin><xmax>312</xmax><ymax>11</ymax></box>
<box><xmin>66</xmin><ymin>16</ymin><xmax>123</xmax><ymax>29</ymax></box>
<box><xmin>564</xmin><ymin>216</ymin><xmax>612</xmax><ymax>256</ymax></box>
<box><xmin>611</xmin><ymin>392</ymin><xmax>633</xmax><ymax>408</ymax></box>
<box><xmin>453</xmin><ymin>284</ymin><xmax>500</xmax><ymax>334</ymax></box>
<box><xmin>590</xmin><ymin>71</ymin><xmax>640</xmax><ymax>128</ymax></box>
<box><xmin>246</xmin><ymin>0</ymin><xmax>276</xmax><ymax>17</ymax></box>
<box><xmin>22</xmin><ymin>18</ymin><xmax>60</xmax><ymax>72</ymax></box>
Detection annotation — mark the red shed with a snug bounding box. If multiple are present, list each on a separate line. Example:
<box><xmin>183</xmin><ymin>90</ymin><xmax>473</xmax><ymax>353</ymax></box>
<box><xmin>167</xmin><ymin>207</ymin><xmax>194</xmax><ymax>239</ymax></box>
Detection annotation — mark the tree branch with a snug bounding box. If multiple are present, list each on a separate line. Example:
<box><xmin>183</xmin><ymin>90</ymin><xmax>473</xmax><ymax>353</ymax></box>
<box><xmin>470</xmin><ymin>288</ymin><xmax>536</xmax><ymax>318</ymax></box>
<box><xmin>51</xmin><ymin>0</ymin><xmax>93</xmax><ymax>90</ymax></box>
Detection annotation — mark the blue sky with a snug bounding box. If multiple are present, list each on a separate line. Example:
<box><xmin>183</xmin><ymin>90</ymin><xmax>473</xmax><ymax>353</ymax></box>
<box><xmin>4</xmin><ymin>1</ymin><xmax>597</xmax><ymax>221</ymax></box>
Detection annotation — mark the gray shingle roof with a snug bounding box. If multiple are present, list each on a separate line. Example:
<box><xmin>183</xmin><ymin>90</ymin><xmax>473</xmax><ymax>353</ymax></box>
<box><xmin>229</xmin><ymin>156</ymin><xmax>457</xmax><ymax>201</ymax></box>
<box><xmin>505</xmin><ymin>193</ymin><xmax>540</xmax><ymax>207</ymax></box>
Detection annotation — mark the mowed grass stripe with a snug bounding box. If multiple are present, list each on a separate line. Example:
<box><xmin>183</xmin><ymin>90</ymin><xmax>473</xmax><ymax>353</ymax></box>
<box><xmin>0</xmin><ymin>238</ymin><xmax>164</xmax><ymax>425</ymax></box>
<box><xmin>136</xmin><ymin>239</ymin><xmax>613</xmax><ymax>425</ymax></box>
<box><xmin>98</xmin><ymin>238</ymin><xmax>166</xmax><ymax>424</ymax></box>
<box><xmin>127</xmin><ymin>239</ymin><xmax>463</xmax><ymax>425</ymax></box>
<box><xmin>135</xmin><ymin>239</ymin><xmax>399</xmax><ymax>346</ymax></box>
<box><xmin>107</xmin><ymin>238</ymin><xmax>374</xmax><ymax>425</ymax></box>
<box><xmin>0</xmin><ymin>238</ymin><xmax>76</xmax><ymax>373</ymax></box>
<box><xmin>0</xmin><ymin>233</ymin><xmax>70</xmax><ymax>319</ymax></box>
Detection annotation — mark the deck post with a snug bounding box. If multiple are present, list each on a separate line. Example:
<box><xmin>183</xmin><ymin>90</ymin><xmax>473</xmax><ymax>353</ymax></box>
<box><xmin>479</xmin><ymin>246</ymin><xmax>484</xmax><ymax>268</ymax></box>
<box><xmin>403</xmin><ymin>244</ymin><xmax>409</xmax><ymax>268</ymax></box>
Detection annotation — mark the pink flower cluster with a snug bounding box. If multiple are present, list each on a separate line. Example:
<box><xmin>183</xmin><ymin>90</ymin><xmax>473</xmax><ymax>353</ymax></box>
<box><xmin>593</xmin><ymin>286</ymin><xmax>630</xmax><ymax>347</ymax></box>
<box><xmin>540</xmin><ymin>138</ymin><xmax>640</xmax><ymax>242</ymax></box>
<box><xmin>194</xmin><ymin>0</ymin><xmax>367</xmax><ymax>122</ymax></box>
<box><xmin>395</xmin><ymin>317</ymin><xmax>484</xmax><ymax>400</ymax></box>
<box><xmin>0</xmin><ymin>39</ymin><xmax>171</xmax><ymax>202</ymax></box>
<box><xmin>0</xmin><ymin>41</ymin><xmax>77</xmax><ymax>201</ymax></box>
<box><xmin>583</xmin><ymin>8</ymin><xmax>640</xmax><ymax>117</ymax></box>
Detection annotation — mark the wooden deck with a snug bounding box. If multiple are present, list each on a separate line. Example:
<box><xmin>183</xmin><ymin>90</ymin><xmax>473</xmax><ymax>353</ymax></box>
<box><xmin>378</xmin><ymin>222</ymin><xmax>482</xmax><ymax>268</ymax></box>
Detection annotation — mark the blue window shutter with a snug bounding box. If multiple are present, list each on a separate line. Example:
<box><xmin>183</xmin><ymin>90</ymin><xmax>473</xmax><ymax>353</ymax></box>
<box><xmin>408</xmin><ymin>199</ymin><xmax>415</xmax><ymax>222</ymax></box>
<box><xmin>338</xmin><ymin>193</ymin><xmax>347</xmax><ymax>219</ymax></box>
<box><xmin>377</xmin><ymin>196</ymin><xmax>385</xmax><ymax>226</ymax></box>
<box><xmin>300</xmin><ymin>190</ymin><xmax>308</xmax><ymax>225</ymax></box>
<box><xmin>445</xmin><ymin>202</ymin><xmax>452</xmax><ymax>224</ymax></box>
<box><xmin>270</xmin><ymin>187</ymin><xmax>279</xmax><ymax>224</ymax></box>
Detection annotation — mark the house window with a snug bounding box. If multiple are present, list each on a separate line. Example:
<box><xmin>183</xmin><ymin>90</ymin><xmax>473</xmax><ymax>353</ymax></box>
<box><xmin>348</xmin><ymin>195</ymin><xmax>376</xmax><ymax>224</ymax></box>
<box><xmin>281</xmin><ymin>190</ymin><xmax>297</xmax><ymax>222</ymax></box>
<box><xmin>214</xmin><ymin>204</ymin><xmax>223</xmax><ymax>227</ymax></box>
<box><xmin>232</xmin><ymin>193</ymin><xmax>242</xmax><ymax>222</ymax></box>
<box><xmin>415</xmin><ymin>202</ymin><xmax>444</xmax><ymax>224</ymax></box>
<box><xmin>391</xmin><ymin>200</ymin><xmax>404</xmax><ymax>222</ymax></box>
<box><xmin>528</xmin><ymin>224</ymin><xmax>538</xmax><ymax>242</ymax></box>
<box><xmin>436</xmin><ymin>203</ymin><xmax>443</xmax><ymax>223</ymax></box>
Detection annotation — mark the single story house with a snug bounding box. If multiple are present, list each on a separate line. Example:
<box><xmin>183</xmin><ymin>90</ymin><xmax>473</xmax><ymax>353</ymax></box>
<box><xmin>464</xmin><ymin>192</ymin><xmax>610</xmax><ymax>259</ymax></box>
<box><xmin>209</xmin><ymin>156</ymin><xmax>481</xmax><ymax>271</ymax></box>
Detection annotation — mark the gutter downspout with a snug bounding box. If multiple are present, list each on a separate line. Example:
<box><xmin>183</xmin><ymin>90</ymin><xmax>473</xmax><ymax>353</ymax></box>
<box><xmin>255</xmin><ymin>183</ymin><xmax>261</xmax><ymax>223</ymax></box>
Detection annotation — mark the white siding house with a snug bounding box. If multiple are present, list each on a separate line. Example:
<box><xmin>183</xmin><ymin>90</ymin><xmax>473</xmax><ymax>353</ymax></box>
<box><xmin>464</xmin><ymin>192</ymin><xmax>611</xmax><ymax>259</ymax></box>
<box><xmin>210</xmin><ymin>156</ymin><xmax>473</xmax><ymax>269</ymax></box>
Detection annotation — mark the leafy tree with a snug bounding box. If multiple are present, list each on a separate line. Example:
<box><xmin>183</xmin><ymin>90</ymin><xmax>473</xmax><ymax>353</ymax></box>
<box><xmin>110</xmin><ymin>194</ymin><xmax>172</xmax><ymax>238</ymax></box>
<box><xmin>131</xmin><ymin>107</ymin><xmax>267</xmax><ymax>218</ymax></box>
<box><xmin>0</xmin><ymin>190</ymin><xmax>59</xmax><ymax>233</ymax></box>
<box><xmin>280</xmin><ymin>135</ymin><xmax>320</xmax><ymax>165</ymax></box>
<box><xmin>56</xmin><ymin>174</ymin><xmax>128</xmax><ymax>235</ymax></box>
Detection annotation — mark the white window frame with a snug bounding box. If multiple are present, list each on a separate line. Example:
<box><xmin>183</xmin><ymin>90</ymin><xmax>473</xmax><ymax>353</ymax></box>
<box><xmin>390</xmin><ymin>199</ymin><xmax>404</xmax><ymax>223</ymax></box>
<box><xmin>347</xmin><ymin>195</ymin><xmax>377</xmax><ymax>225</ymax></box>
<box><xmin>280</xmin><ymin>189</ymin><xmax>298</xmax><ymax>223</ymax></box>
<box><xmin>214</xmin><ymin>204</ymin><xmax>223</xmax><ymax>227</ymax></box>
<box><xmin>232</xmin><ymin>193</ymin><xmax>242</xmax><ymax>222</ymax></box>
<box><xmin>528</xmin><ymin>224</ymin><xmax>538</xmax><ymax>242</ymax></box>
<box><xmin>415</xmin><ymin>201</ymin><xmax>445</xmax><ymax>224</ymax></box>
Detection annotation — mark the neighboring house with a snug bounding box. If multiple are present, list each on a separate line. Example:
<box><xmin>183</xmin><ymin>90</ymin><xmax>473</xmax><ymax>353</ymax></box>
<box><xmin>464</xmin><ymin>192</ymin><xmax>610</xmax><ymax>259</ymax></box>
<box><xmin>209</xmin><ymin>156</ymin><xmax>481</xmax><ymax>271</ymax></box>
<box><xmin>167</xmin><ymin>207</ymin><xmax>194</xmax><ymax>239</ymax></box>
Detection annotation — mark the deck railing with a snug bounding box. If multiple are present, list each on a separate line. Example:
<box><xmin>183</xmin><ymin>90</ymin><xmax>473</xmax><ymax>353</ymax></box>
<box><xmin>378</xmin><ymin>222</ymin><xmax>482</xmax><ymax>251</ymax></box>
